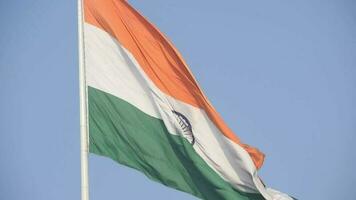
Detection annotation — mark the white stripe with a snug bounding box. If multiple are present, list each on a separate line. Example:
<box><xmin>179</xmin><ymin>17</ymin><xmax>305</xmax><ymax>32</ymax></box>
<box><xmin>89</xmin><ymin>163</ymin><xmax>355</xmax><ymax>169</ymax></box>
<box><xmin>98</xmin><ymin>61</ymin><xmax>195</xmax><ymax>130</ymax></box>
<box><xmin>84</xmin><ymin>23</ymin><xmax>292</xmax><ymax>200</ymax></box>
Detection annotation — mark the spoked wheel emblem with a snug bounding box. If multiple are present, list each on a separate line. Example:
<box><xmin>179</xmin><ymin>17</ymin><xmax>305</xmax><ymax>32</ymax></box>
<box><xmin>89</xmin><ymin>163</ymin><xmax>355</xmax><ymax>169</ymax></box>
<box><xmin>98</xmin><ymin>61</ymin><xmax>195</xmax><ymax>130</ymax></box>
<box><xmin>172</xmin><ymin>110</ymin><xmax>195</xmax><ymax>145</ymax></box>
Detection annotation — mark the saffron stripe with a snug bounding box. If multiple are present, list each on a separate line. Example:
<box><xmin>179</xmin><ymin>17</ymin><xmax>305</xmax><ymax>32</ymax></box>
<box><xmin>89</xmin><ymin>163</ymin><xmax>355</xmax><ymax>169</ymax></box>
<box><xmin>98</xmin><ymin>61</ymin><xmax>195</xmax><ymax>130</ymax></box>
<box><xmin>83</xmin><ymin>0</ymin><xmax>264</xmax><ymax>169</ymax></box>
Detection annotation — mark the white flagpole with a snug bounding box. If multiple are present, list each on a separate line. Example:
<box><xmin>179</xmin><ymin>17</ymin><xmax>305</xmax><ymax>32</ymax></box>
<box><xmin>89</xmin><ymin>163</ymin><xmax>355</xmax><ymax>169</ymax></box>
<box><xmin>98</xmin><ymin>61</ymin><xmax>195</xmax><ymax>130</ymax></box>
<box><xmin>78</xmin><ymin>0</ymin><xmax>89</xmax><ymax>199</ymax></box>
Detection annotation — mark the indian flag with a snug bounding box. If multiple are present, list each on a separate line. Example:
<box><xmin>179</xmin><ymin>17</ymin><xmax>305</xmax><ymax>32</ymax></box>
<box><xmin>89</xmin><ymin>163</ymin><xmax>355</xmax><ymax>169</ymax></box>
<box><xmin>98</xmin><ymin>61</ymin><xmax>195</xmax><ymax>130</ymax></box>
<box><xmin>81</xmin><ymin>0</ymin><xmax>293</xmax><ymax>199</ymax></box>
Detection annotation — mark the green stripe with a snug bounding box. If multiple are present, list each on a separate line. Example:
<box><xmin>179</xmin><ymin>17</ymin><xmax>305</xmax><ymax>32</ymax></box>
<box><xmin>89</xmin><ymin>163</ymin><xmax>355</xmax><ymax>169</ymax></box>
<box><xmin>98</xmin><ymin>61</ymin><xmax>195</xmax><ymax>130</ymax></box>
<box><xmin>88</xmin><ymin>86</ymin><xmax>264</xmax><ymax>200</ymax></box>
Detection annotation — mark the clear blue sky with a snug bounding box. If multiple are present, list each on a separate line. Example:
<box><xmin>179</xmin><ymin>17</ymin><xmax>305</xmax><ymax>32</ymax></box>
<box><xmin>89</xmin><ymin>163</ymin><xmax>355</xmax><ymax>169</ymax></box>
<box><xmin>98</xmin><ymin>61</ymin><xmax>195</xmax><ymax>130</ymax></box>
<box><xmin>0</xmin><ymin>0</ymin><xmax>355</xmax><ymax>199</ymax></box>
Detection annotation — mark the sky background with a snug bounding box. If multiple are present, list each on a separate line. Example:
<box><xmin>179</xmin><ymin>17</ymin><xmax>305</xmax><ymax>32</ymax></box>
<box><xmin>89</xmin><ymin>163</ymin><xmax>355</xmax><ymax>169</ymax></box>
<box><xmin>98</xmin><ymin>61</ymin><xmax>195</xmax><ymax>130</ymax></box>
<box><xmin>0</xmin><ymin>0</ymin><xmax>355</xmax><ymax>199</ymax></box>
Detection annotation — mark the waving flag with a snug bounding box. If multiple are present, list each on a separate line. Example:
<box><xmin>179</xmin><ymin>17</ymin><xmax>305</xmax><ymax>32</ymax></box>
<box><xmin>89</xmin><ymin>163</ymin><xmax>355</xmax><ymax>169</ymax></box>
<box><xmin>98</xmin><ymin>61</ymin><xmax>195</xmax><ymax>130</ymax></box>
<box><xmin>81</xmin><ymin>0</ymin><xmax>293</xmax><ymax>199</ymax></box>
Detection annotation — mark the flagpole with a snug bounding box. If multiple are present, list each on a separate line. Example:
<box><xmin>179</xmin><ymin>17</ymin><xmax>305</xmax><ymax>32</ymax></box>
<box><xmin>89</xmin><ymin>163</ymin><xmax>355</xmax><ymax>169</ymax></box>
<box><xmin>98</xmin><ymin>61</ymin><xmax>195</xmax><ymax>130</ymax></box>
<box><xmin>78</xmin><ymin>0</ymin><xmax>89</xmax><ymax>199</ymax></box>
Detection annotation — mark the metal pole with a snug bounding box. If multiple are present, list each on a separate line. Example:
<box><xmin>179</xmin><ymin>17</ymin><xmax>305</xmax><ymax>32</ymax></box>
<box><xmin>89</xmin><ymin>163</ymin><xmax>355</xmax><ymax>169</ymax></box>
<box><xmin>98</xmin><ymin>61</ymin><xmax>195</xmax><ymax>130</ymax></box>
<box><xmin>78</xmin><ymin>0</ymin><xmax>89</xmax><ymax>199</ymax></box>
